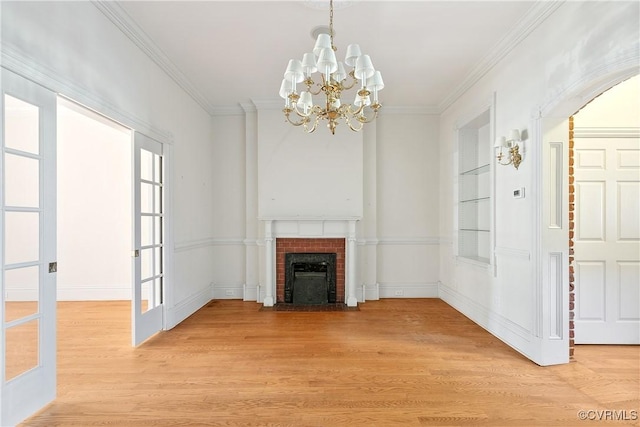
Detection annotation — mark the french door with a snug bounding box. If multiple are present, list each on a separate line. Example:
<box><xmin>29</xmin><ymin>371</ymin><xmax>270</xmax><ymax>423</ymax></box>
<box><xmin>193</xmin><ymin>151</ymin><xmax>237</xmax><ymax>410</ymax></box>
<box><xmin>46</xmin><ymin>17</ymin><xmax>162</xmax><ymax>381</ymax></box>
<box><xmin>132</xmin><ymin>132</ymin><xmax>164</xmax><ymax>346</ymax></box>
<box><xmin>1</xmin><ymin>69</ymin><xmax>57</xmax><ymax>425</ymax></box>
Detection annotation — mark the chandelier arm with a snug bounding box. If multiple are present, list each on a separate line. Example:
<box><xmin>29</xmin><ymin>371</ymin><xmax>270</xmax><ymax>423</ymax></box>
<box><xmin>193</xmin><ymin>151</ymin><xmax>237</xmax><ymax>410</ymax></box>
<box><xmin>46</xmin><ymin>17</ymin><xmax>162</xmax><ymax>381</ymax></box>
<box><xmin>284</xmin><ymin>111</ymin><xmax>307</xmax><ymax>127</ymax></box>
<box><xmin>344</xmin><ymin>103</ymin><xmax>366</xmax><ymax>117</ymax></box>
<box><xmin>356</xmin><ymin>107</ymin><xmax>380</xmax><ymax>124</ymax></box>
<box><xmin>292</xmin><ymin>104</ymin><xmax>323</xmax><ymax>119</ymax></box>
<box><xmin>308</xmin><ymin>84</ymin><xmax>324</xmax><ymax>96</ymax></box>
<box><xmin>304</xmin><ymin>77</ymin><xmax>324</xmax><ymax>95</ymax></box>
<box><xmin>291</xmin><ymin>103</ymin><xmax>312</xmax><ymax>118</ymax></box>
<box><xmin>303</xmin><ymin>114</ymin><xmax>321</xmax><ymax>133</ymax></box>
<box><xmin>345</xmin><ymin>115</ymin><xmax>365</xmax><ymax>132</ymax></box>
<box><xmin>340</xmin><ymin>71</ymin><xmax>359</xmax><ymax>90</ymax></box>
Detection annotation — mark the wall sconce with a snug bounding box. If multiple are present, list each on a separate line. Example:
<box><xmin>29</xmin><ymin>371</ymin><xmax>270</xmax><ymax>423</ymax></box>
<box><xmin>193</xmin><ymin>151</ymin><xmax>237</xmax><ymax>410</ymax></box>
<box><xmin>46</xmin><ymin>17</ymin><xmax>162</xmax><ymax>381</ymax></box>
<box><xmin>495</xmin><ymin>129</ymin><xmax>523</xmax><ymax>169</ymax></box>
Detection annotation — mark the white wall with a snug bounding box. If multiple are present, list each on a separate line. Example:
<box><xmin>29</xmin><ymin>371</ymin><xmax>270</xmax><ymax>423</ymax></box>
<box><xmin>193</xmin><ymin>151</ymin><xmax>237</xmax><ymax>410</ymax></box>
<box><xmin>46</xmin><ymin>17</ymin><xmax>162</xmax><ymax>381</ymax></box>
<box><xmin>57</xmin><ymin>100</ymin><xmax>132</xmax><ymax>301</ymax></box>
<box><xmin>257</xmin><ymin>109</ymin><xmax>363</xmax><ymax>219</ymax></box>
<box><xmin>375</xmin><ymin>112</ymin><xmax>440</xmax><ymax>298</ymax></box>
<box><xmin>438</xmin><ymin>1</ymin><xmax>639</xmax><ymax>364</ymax></box>
<box><xmin>210</xmin><ymin>113</ymin><xmax>247</xmax><ymax>298</ymax></box>
<box><xmin>210</xmin><ymin>106</ymin><xmax>441</xmax><ymax>302</ymax></box>
<box><xmin>2</xmin><ymin>1</ymin><xmax>216</xmax><ymax>326</ymax></box>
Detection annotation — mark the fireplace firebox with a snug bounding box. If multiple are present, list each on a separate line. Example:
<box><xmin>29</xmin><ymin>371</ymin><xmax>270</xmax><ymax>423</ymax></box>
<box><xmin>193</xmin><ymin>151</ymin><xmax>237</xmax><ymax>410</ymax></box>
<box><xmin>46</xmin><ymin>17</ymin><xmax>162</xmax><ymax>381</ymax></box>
<box><xmin>284</xmin><ymin>253</ymin><xmax>336</xmax><ymax>305</ymax></box>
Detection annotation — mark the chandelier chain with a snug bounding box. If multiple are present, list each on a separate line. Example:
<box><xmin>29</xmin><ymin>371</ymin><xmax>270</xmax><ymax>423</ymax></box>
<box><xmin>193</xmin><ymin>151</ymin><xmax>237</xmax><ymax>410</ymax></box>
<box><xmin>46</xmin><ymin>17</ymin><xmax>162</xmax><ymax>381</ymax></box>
<box><xmin>329</xmin><ymin>0</ymin><xmax>334</xmax><ymax>49</ymax></box>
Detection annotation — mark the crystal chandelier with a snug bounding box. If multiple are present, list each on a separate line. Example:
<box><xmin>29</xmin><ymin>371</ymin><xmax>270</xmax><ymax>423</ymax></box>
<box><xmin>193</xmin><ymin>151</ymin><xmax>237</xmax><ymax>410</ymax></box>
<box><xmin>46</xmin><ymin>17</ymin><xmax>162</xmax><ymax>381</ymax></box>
<box><xmin>279</xmin><ymin>0</ymin><xmax>383</xmax><ymax>134</ymax></box>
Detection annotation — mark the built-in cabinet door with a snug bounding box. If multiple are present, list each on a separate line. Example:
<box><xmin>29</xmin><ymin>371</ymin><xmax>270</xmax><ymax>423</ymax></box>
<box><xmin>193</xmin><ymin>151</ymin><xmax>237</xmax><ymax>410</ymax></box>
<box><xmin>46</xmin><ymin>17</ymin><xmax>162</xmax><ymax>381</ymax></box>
<box><xmin>132</xmin><ymin>132</ymin><xmax>164</xmax><ymax>346</ymax></box>
<box><xmin>1</xmin><ymin>69</ymin><xmax>57</xmax><ymax>425</ymax></box>
<box><xmin>574</xmin><ymin>137</ymin><xmax>640</xmax><ymax>344</ymax></box>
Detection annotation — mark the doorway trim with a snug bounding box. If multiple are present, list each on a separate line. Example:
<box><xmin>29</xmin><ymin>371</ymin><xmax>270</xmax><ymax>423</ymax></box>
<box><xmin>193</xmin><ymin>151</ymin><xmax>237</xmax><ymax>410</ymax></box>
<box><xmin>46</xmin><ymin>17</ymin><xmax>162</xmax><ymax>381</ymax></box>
<box><xmin>2</xmin><ymin>45</ymin><xmax>176</xmax><ymax>323</ymax></box>
<box><xmin>532</xmin><ymin>53</ymin><xmax>639</xmax><ymax>363</ymax></box>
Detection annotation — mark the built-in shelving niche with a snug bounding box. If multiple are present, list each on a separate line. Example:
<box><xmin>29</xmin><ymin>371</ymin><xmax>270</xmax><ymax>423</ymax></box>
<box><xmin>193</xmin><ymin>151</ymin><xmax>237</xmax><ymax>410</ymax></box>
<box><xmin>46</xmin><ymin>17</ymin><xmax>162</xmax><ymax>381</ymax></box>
<box><xmin>457</xmin><ymin>108</ymin><xmax>492</xmax><ymax>265</ymax></box>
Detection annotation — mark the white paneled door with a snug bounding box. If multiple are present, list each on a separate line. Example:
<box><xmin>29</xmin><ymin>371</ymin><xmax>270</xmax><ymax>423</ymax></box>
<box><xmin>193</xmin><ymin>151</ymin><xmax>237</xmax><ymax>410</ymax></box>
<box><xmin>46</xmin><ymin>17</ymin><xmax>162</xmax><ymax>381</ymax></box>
<box><xmin>574</xmin><ymin>137</ymin><xmax>640</xmax><ymax>344</ymax></box>
<box><xmin>132</xmin><ymin>132</ymin><xmax>164</xmax><ymax>346</ymax></box>
<box><xmin>1</xmin><ymin>69</ymin><xmax>57</xmax><ymax>425</ymax></box>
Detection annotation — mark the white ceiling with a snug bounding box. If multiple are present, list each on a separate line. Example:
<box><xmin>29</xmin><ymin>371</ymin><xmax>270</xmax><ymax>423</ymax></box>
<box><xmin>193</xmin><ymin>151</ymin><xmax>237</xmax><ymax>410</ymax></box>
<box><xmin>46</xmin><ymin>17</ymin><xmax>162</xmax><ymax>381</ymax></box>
<box><xmin>114</xmin><ymin>1</ymin><xmax>545</xmax><ymax>114</ymax></box>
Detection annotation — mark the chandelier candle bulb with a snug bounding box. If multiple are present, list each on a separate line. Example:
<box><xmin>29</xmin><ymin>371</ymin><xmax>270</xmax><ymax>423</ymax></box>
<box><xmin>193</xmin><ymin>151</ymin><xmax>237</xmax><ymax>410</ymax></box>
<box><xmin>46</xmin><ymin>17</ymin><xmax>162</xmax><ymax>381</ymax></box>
<box><xmin>313</xmin><ymin>33</ymin><xmax>332</xmax><ymax>56</ymax></box>
<box><xmin>345</xmin><ymin>44</ymin><xmax>362</xmax><ymax>67</ymax></box>
<box><xmin>301</xmin><ymin>53</ymin><xmax>318</xmax><ymax>76</ymax></box>
<box><xmin>334</xmin><ymin>62</ymin><xmax>347</xmax><ymax>81</ymax></box>
<box><xmin>281</xmin><ymin>0</ymin><xmax>383</xmax><ymax>134</ymax></box>
<box><xmin>284</xmin><ymin>59</ymin><xmax>304</xmax><ymax>83</ymax></box>
<box><xmin>299</xmin><ymin>91</ymin><xmax>313</xmax><ymax>114</ymax></box>
<box><xmin>355</xmin><ymin>55</ymin><xmax>375</xmax><ymax>80</ymax></box>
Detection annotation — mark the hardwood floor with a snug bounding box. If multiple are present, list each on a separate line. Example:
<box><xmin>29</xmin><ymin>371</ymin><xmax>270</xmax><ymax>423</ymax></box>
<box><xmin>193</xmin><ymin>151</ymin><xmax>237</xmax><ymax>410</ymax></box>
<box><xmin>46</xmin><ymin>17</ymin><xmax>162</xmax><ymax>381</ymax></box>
<box><xmin>21</xmin><ymin>299</ymin><xmax>639</xmax><ymax>426</ymax></box>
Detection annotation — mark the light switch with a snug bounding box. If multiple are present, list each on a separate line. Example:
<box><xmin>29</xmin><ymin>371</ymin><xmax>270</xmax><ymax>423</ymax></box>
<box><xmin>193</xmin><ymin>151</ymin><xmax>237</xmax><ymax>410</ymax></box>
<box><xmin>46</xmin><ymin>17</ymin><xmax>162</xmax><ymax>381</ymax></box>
<box><xmin>513</xmin><ymin>187</ymin><xmax>525</xmax><ymax>198</ymax></box>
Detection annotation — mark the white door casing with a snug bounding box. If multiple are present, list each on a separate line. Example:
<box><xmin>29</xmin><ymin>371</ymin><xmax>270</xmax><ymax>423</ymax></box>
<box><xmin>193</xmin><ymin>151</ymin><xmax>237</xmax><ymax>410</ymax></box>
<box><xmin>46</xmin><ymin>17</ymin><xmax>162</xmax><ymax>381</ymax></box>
<box><xmin>574</xmin><ymin>135</ymin><xmax>640</xmax><ymax>344</ymax></box>
<box><xmin>1</xmin><ymin>69</ymin><xmax>57</xmax><ymax>426</ymax></box>
<box><xmin>531</xmin><ymin>116</ymin><xmax>571</xmax><ymax>366</ymax></box>
<box><xmin>132</xmin><ymin>132</ymin><xmax>164</xmax><ymax>346</ymax></box>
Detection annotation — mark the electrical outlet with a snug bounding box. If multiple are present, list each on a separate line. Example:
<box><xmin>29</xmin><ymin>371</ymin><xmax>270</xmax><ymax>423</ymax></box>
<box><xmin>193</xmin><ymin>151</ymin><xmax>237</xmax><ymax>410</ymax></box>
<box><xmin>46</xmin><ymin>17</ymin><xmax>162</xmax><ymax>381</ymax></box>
<box><xmin>395</xmin><ymin>290</ymin><xmax>404</xmax><ymax>296</ymax></box>
<box><xmin>225</xmin><ymin>290</ymin><xmax>234</xmax><ymax>296</ymax></box>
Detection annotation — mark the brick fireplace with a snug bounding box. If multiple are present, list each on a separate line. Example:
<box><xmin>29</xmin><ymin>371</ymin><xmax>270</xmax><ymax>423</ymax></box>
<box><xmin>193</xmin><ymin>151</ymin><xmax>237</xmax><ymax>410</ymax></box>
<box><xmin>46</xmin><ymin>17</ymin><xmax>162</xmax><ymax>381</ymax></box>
<box><xmin>276</xmin><ymin>238</ymin><xmax>345</xmax><ymax>303</ymax></box>
<box><xmin>261</xmin><ymin>218</ymin><xmax>359</xmax><ymax>307</ymax></box>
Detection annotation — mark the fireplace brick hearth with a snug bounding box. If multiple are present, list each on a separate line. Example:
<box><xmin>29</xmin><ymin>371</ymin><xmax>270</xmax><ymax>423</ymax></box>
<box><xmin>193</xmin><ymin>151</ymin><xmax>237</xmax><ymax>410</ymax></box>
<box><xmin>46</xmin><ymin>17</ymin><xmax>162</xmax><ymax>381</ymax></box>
<box><xmin>276</xmin><ymin>238</ymin><xmax>345</xmax><ymax>303</ymax></box>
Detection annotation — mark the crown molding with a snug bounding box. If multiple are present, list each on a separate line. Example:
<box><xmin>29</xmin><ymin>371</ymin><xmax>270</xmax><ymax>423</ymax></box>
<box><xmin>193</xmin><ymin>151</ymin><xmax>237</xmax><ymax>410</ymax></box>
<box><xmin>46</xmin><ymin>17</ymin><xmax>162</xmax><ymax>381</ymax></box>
<box><xmin>1</xmin><ymin>41</ymin><xmax>173</xmax><ymax>144</ymax></box>
<box><xmin>92</xmin><ymin>0</ymin><xmax>214</xmax><ymax>115</ymax></box>
<box><xmin>239</xmin><ymin>102</ymin><xmax>257</xmax><ymax>114</ymax></box>
<box><xmin>210</xmin><ymin>104</ymin><xmax>246</xmax><ymax>116</ymax></box>
<box><xmin>438</xmin><ymin>0</ymin><xmax>564</xmax><ymax>113</ymax></box>
<box><xmin>249</xmin><ymin>99</ymin><xmax>283</xmax><ymax>111</ymax></box>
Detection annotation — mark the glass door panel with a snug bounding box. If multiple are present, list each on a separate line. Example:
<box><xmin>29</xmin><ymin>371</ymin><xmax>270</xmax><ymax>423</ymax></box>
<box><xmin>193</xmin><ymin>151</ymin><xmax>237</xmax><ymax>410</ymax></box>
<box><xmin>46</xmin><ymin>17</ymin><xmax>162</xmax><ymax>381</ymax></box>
<box><xmin>4</xmin><ymin>95</ymin><xmax>39</xmax><ymax>154</ymax></box>
<box><xmin>4</xmin><ymin>154</ymin><xmax>39</xmax><ymax>207</ymax></box>
<box><xmin>4</xmin><ymin>211</ymin><xmax>40</xmax><ymax>265</ymax></box>
<box><xmin>1</xmin><ymin>69</ymin><xmax>56</xmax><ymax>426</ymax></box>
<box><xmin>4</xmin><ymin>266</ymin><xmax>39</xmax><ymax>323</ymax></box>
<box><xmin>5</xmin><ymin>320</ymin><xmax>39</xmax><ymax>381</ymax></box>
<box><xmin>132</xmin><ymin>133</ymin><xmax>163</xmax><ymax>345</ymax></box>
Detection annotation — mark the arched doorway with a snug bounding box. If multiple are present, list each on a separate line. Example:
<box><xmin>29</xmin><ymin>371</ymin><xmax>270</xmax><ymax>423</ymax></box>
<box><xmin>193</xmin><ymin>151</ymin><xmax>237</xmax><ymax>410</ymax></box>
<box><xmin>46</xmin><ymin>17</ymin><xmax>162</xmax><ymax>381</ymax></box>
<box><xmin>569</xmin><ymin>75</ymin><xmax>639</xmax><ymax>346</ymax></box>
<box><xmin>535</xmin><ymin>62</ymin><xmax>639</xmax><ymax>362</ymax></box>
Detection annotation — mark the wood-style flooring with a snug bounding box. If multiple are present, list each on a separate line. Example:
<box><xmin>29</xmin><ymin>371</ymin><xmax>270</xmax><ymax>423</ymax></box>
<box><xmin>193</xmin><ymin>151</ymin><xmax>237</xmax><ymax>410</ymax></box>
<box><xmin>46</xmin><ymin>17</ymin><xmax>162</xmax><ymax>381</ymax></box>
<box><xmin>21</xmin><ymin>299</ymin><xmax>640</xmax><ymax>426</ymax></box>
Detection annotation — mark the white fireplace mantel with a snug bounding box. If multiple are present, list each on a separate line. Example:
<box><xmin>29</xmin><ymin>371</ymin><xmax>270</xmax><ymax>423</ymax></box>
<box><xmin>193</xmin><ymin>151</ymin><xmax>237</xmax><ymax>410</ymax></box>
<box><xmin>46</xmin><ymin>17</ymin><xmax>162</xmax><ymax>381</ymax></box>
<box><xmin>261</xmin><ymin>217</ymin><xmax>360</xmax><ymax>307</ymax></box>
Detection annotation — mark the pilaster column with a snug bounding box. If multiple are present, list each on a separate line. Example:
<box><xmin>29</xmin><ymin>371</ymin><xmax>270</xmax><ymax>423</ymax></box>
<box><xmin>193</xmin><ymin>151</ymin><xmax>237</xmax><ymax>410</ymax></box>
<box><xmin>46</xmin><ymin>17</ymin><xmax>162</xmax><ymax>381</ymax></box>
<box><xmin>241</xmin><ymin>102</ymin><xmax>259</xmax><ymax>301</ymax></box>
<box><xmin>263</xmin><ymin>220</ymin><xmax>275</xmax><ymax>307</ymax></box>
<box><xmin>346</xmin><ymin>220</ymin><xmax>358</xmax><ymax>307</ymax></box>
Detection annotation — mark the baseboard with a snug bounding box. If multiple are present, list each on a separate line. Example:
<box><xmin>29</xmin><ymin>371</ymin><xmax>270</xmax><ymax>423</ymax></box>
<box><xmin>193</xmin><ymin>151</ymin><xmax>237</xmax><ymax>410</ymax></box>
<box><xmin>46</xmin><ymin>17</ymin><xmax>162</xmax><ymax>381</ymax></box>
<box><xmin>212</xmin><ymin>283</ymin><xmax>245</xmax><ymax>300</ymax></box>
<box><xmin>243</xmin><ymin>283</ymin><xmax>260</xmax><ymax>302</ymax></box>
<box><xmin>357</xmin><ymin>283</ymin><xmax>380</xmax><ymax>301</ymax></box>
<box><xmin>378</xmin><ymin>282</ymin><xmax>439</xmax><ymax>298</ymax></box>
<box><xmin>165</xmin><ymin>285</ymin><xmax>212</xmax><ymax>330</ymax></box>
<box><xmin>438</xmin><ymin>283</ymin><xmax>536</xmax><ymax>362</ymax></box>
